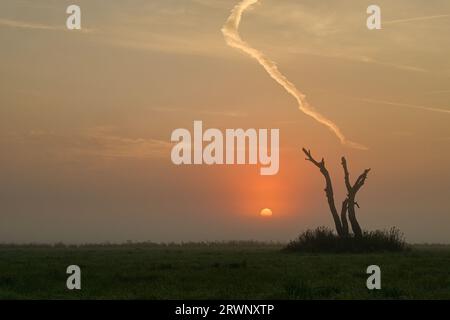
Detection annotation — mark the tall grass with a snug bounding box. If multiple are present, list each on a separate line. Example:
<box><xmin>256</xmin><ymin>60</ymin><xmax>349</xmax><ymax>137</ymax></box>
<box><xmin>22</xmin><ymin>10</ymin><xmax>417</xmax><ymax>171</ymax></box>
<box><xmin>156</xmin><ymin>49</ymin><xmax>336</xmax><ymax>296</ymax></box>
<box><xmin>284</xmin><ymin>226</ymin><xmax>408</xmax><ymax>253</ymax></box>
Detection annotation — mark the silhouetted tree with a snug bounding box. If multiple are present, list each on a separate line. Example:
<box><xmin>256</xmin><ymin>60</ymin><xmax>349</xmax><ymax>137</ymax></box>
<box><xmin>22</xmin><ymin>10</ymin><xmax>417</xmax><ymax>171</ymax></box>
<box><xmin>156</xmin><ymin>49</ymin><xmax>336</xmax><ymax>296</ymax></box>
<box><xmin>302</xmin><ymin>148</ymin><xmax>370</xmax><ymax>238</ymax></box>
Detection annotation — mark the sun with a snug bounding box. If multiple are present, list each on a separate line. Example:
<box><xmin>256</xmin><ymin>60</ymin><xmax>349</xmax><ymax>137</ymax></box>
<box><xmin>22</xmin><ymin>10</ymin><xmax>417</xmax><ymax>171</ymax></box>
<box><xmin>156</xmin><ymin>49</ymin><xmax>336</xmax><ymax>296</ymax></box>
<box><xmin>260</xmin><ymin>208</ymin><xmax>273</xmax><ymax>217</ymax></box>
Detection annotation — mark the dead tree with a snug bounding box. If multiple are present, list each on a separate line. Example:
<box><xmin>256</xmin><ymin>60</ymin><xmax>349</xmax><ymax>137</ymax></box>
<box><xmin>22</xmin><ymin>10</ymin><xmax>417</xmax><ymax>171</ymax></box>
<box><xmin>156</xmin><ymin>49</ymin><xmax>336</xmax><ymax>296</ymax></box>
<box><xmin>302</xmin><ymin>148</ymin><xmax>370</xmax><ymax>238</ymax></box>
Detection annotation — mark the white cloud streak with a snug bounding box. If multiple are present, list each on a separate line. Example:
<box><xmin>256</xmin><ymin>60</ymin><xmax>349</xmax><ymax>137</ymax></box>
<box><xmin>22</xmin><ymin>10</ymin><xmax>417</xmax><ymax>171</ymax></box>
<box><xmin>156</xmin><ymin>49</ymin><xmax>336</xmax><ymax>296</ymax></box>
<box><xmin>221</xmin><ymin>0</ymin><xmax>367</xmax><ymax>150</ymax></box>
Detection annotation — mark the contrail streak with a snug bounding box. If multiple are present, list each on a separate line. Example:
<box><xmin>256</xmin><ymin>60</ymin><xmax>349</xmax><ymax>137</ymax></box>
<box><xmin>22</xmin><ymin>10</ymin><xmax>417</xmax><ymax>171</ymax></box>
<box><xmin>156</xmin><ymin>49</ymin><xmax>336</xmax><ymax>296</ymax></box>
<box><xmin>384</xmin><ymin>14</ymin><xmax>450</xmax><ymax>25</ymax></box>
<box><xmin>357</xmin><ymin>98</ymin><xmax>450</xmax><ymax>114</ymax></box>
<box><xmin>221</xmin><ymin>0</ymin><xmax>367</xmax><ymax>150</ymax></box>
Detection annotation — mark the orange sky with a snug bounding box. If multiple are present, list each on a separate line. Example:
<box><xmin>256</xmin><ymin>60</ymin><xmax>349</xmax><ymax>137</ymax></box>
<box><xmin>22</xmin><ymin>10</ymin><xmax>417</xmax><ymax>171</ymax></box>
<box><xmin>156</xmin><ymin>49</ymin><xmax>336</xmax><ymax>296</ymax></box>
<box><xmin>0</xmin><ymin>0</ymin><xmax>449</xmax><ymax>243</ymax></box>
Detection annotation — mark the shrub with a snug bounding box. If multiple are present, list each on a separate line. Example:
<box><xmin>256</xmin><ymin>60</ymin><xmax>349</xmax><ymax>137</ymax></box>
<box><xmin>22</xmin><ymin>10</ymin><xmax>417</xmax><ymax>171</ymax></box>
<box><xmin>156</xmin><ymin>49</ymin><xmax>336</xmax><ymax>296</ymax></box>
<box><xmin>284</xmin><ymin>226</ymin><xmax>408</xmax><ymax>253</ymax></box>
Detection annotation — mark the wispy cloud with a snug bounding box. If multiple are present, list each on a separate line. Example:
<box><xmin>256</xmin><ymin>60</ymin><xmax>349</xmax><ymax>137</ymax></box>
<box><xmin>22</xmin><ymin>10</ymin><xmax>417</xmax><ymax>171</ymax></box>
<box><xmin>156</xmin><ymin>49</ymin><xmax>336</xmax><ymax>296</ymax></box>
<box><xmin>424</xmin><ymin>89</ymin><xmax>450</xmax><ymax>95</ymax></box>
<box><xmin>248</xmin><ymin>2</ymin><xmax>446</xmax><ymax>75</ymax></box>
<box><xmin>150</xmin><ymin>106</ymin><xmax>247</xmax><ymax>118</ymax></box>
<box><xmin>392</xmin><ymin>131</ymin><xmax>414</xmax><ymax>137</ymax></box>
<box><xmin>79</xmin><ymin>127</ymin><xmax>171</xmax><ymax>159</ymax></box>
<box><xmin>358</xmin><ymin>56</ymin><xmax>428</xmax><ymax>73</ymax></box>
<box><xmin>282</xmin><ymin>48</ymin><xmax>428</xmax><ymax>73</ymax></box>
<box><xmin>0</xmin><ymin>18</ymin><xmax>59</xmax><ymax>30</ymax></box>
<box><xmin>356</xmin><ymin>98</ymin><xmax>450</xmax><ymax>115</ymax></box>
<box><xmin>0</xmin><ymin>17</ymin><xmax>94</xmax><ymax>33</ymax></box>
<box><xmin>384</xmin><ymin>14</ymin><xmax>450</xmax><ymax>25</ymax></box>
<box><xmin>3</xmin><ymin>127</ymin><xmax>171</xmax><ymax>160</ymax></box>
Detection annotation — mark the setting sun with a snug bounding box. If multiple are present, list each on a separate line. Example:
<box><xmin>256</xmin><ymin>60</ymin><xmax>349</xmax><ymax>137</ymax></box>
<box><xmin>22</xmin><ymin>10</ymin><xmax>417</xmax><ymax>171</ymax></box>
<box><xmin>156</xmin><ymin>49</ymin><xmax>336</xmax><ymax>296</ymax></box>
<box><xmin>260</xmin><ymin>208</ymin><xmax>273</xmax><ymax>217</ymax></box>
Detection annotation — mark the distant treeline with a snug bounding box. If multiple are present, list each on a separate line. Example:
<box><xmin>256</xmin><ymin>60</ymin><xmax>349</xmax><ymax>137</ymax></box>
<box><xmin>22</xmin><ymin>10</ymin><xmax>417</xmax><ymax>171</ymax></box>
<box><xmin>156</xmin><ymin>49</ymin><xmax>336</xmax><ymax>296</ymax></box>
<box><xmin>0</xmin><ymin>240</ymin><xmax>286</xmax><ymax>249</ymax></box>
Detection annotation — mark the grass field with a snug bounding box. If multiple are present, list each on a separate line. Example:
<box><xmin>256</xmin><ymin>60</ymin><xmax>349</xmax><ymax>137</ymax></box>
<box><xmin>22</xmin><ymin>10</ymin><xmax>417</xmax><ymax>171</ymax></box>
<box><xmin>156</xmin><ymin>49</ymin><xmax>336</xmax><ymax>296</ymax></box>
<box><xmin>0</xmin><ymin>242</ymin><xmax>449</xmax><ymax>299</ymax></box>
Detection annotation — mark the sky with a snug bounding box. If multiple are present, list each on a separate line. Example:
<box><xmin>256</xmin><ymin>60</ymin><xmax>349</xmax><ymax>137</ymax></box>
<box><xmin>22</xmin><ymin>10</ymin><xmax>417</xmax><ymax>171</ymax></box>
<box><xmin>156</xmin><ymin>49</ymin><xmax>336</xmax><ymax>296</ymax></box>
<box><xmin>0</xmin><ymin>0</ymin><xmax>449</xmax><ymax>243</ymax></box>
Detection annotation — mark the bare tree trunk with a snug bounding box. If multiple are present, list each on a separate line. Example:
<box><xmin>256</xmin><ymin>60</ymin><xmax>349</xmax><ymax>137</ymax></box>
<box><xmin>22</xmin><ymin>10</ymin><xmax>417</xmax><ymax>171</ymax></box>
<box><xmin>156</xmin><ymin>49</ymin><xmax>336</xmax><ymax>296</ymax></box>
<box><xmin>340</xmin><ymin>199</ymin><xmax>349</xmax><ymax>236</ymax></box>
<box><xmin>347</xmin><ymin>195</ymin><xmax>362</xmax><ymax>238</ymax></box>
<box><xmin>341</xmin><ymin>157</ymin><xmax>370</xmax><ymax>238</ymax></box>
<box><xmin>302</xmin><ymin>148</ymin><xmax>344</xmax><ymax>237</ymax></box>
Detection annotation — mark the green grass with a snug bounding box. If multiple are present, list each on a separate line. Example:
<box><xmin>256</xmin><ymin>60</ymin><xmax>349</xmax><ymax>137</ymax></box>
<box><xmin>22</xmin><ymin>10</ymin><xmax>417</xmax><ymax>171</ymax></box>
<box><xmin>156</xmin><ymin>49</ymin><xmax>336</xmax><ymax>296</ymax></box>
<box><xmin>0</xmin><ymin>242</ymin><xmax>449</xmax><ymax>299</ymax></box>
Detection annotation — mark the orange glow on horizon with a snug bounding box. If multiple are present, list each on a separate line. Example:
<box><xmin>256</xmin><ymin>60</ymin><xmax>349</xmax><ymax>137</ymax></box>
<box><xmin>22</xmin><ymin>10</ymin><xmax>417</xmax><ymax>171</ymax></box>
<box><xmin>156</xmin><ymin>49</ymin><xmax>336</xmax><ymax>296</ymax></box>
<box><xmin>219</xmin><ymin>150</ymin><xmax>309</xmax><ymax>219</ymax></box>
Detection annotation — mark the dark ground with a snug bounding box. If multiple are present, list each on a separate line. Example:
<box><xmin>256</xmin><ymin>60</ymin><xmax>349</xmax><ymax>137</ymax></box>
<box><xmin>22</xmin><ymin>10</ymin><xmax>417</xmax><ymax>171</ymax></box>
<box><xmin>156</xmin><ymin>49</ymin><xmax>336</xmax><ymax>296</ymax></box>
<box><xmin>0</xmin><ymin>242</ymin><xmax>449</xmax><ymax>299</ymax></box>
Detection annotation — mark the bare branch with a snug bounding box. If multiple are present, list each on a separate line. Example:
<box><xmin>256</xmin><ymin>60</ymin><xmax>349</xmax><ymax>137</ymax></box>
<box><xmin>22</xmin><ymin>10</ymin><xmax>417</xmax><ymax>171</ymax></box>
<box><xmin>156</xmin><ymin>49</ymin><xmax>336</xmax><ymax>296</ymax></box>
<box><xmin>341</xmin><ymin>157</ymin><xmax>352</xmax><ymax>192</ymax></box>
<box><xmin>354</xmin><ymin>168</ymin><xmax>371</xmax><ymax>192</ymax></box>
<box><xmin>302</xmin><ymin>148</ymin><xmax>322</xmax><ymax>167</ymax></box>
